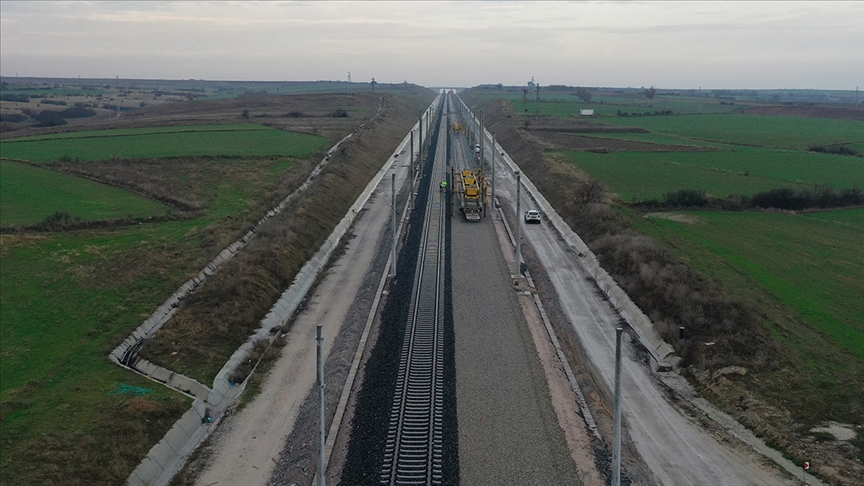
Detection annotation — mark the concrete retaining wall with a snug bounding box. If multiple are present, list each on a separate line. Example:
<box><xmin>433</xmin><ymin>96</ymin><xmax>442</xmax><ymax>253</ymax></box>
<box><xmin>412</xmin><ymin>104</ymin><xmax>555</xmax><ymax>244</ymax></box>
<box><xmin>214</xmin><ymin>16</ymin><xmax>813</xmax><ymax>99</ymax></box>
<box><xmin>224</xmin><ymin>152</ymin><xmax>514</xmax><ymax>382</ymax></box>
<box><xmin>129</xmin><ymin>358</ymin><xmax>210</xmax><ymax>400</ymax></box>
<box><xmin>128</xmin><ymin>400</ymin><xmax>212</xmax><ymax>486</ymax></box>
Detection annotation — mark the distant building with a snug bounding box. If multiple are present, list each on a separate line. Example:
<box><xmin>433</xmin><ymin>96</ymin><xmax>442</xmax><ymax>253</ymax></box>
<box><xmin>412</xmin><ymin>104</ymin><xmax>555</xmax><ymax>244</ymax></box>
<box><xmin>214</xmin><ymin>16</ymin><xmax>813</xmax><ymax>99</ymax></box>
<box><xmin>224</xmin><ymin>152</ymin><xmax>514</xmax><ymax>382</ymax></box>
<box><xmin>579</xmin><ymin>109</ymin><xmax>595</xmax><ymax>116</ymax></box>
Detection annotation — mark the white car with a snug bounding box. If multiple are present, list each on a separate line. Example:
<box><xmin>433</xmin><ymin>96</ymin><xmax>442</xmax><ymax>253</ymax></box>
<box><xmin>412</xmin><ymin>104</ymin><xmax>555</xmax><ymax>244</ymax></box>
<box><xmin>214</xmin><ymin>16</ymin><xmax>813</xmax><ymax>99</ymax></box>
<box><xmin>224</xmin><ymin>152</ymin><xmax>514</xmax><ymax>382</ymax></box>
<box><xmin>524</xmin><ymin>210</ymin><xmax>541</xmax><ymax>224</ymax></box>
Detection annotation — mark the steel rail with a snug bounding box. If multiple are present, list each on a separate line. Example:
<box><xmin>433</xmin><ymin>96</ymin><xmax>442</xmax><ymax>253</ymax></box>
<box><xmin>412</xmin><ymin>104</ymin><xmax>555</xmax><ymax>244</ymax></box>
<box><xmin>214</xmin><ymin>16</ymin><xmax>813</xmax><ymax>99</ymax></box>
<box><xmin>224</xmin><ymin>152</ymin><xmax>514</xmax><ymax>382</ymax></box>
<box><xmin>380</xmin><ymin>104</ymin><xmax>448</xmax><ymax>486</ymax></box>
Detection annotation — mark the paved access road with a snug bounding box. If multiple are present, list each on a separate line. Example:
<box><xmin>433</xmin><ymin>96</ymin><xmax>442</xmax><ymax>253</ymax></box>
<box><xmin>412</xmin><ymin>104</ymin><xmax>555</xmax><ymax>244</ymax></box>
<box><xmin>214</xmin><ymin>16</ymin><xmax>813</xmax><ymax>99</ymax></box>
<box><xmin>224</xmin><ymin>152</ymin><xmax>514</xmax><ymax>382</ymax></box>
<box><xmin>486</xmin><ymin>145</ymin><xmax>798</xmax><ymax>485</ymax></box>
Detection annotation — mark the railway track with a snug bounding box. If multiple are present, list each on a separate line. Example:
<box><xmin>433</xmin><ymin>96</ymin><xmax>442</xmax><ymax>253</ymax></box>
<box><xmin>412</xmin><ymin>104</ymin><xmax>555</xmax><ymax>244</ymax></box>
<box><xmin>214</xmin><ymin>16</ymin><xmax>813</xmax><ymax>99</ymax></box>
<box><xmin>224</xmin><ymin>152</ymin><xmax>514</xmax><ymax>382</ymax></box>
<box><xmin>379</xmin><ymin>100</ymin><xmax>450</xmax><ymax>485</ymax></box>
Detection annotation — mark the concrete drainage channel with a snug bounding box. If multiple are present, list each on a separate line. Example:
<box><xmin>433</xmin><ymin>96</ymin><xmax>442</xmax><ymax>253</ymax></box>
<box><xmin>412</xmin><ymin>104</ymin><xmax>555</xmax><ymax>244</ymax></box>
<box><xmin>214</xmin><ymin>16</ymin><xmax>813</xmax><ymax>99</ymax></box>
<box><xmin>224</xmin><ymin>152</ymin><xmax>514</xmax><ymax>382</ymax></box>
<box><xmin>116</xmin><ymin>99</ymin><xmax>439</xmax><ymax>486</ymax></box>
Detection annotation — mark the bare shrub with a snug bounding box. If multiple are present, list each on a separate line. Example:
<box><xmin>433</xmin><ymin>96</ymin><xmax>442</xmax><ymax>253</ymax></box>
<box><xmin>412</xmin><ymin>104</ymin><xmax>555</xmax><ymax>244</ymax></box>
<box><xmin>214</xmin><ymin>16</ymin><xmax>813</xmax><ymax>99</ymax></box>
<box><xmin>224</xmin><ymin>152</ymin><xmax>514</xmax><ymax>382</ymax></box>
<box><xmin>575</xmin><ymin>178</ymin><xmax>606</xmax><ymax>204</ymax></box>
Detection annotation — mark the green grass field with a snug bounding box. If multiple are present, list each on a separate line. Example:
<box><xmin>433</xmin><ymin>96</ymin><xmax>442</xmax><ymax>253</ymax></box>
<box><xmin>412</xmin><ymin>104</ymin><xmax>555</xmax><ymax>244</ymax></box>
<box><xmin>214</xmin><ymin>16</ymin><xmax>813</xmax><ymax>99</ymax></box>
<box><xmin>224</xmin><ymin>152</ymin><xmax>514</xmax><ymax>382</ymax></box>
<box><xmin>0</xmin><ymin>160</ymin><xmax>169</xmax><ymax>226</ymax></box>
<box><xmin>561</xmin><ymin>146</ymin><xmax>863</xmax><ymax>201</ymax></box>
<box><xmin>0</xmin><ymin>124</ymin><xmax>328</xmax><ymax>163</ymax></box>
<box><xmin>1</xmin><ymin>148</ymin><xmax>307</xmax><ymax>482</ymax></box>
<box><xmin>591</xmin><ymin>113</ymin><xmax>864</xmax><ymax>150</ymax></box>
<box><xmin>633</xmin><ymin>209</ymin><xmax>864</xmax><ymax>359</ymax></box>
<box><xmin>0</xmin><ymin>224</ymin><xmax>201</xmax><ymax>484</ymax></box>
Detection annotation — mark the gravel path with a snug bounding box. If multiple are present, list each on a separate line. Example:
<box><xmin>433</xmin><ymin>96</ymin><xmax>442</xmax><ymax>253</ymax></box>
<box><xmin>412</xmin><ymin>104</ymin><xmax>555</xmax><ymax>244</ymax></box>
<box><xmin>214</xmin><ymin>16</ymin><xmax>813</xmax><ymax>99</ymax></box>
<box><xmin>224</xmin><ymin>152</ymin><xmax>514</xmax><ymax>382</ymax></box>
<box><xmin>452</xmin><ymin>214</ymin><xmax>582</xmax><ymax>485</ymax></box>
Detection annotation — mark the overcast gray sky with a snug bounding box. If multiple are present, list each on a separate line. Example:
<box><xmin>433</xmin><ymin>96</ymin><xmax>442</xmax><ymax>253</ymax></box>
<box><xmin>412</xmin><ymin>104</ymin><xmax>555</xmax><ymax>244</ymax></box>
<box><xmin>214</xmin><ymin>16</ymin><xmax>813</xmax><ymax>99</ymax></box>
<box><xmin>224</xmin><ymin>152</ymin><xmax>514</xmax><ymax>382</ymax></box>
<box><xmin>1</xmin><ymin>1</ymin><xmax>862</xmax><ymax>90</ymax></box>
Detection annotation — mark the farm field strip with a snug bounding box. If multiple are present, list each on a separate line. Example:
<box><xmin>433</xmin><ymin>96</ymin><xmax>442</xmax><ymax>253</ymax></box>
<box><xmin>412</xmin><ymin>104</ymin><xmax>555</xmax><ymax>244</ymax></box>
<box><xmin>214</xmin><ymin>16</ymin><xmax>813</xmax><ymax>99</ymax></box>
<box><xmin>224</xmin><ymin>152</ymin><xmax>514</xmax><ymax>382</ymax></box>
<box><xmin>0</xmin><ymin>124</ymin><xmax>328</xmax><ymax>162</ymax></box>
<box><xmin>509</xmin><ymin>99</ymin><xmax>746</xmax><ymax>117</ymax></box>
<box><xmin>560</xmin><ymin>147</ymin><xmax>864</xmax><ymax>201</ymax></box>
<box><xmin>585</xmin><ymin>113</ymin><xmax>864</xmax><ymax>150</ymax></box>
<box><xmin>564</xmin><ymin>153</ymin><xmax>787</xmax><ymax>201</ymax></box>
<box><xmin>581</xmin><ymin>132</ymin><xmax>720</xmax><ymax>147</ymax></box>
<box><xmin>4</xmin><ymin>123</ymin><xmax>272</xmax><ymax>141</ymax></box>
<box><xmin>0</xmin><ymin>160</ymin><xmax>169</xmax><ymax>226</ymax></box>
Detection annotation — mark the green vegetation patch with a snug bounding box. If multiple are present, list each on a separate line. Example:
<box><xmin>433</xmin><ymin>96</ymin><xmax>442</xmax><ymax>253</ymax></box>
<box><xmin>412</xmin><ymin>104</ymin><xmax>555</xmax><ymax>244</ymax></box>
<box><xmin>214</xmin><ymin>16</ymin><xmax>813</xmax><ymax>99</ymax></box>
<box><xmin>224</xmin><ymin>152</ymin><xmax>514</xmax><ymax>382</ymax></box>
<box><xmin>0</xmin><ymin>230</ymin><xmax>194</xmax><ymax>484</ymax></box>
<box><xmin>561</xmin><ymin>147</ymin><xmax>864</xmax><ymax>201</ymax></box>
<box><xmin>592</xmin><ymin>114</ymin><xmax>864</xmax><ymax>150</ymax></box>
<box><xmin>0</xmin><ymin>124</ymin><xmax>327</xmax><ymax>163</ymax></box>
<box><xmin>0</xmin><ymin>160</ymin><xmax>169</xmax><ymax>226</ymax></box>
<box><xmin>635</xmin><ymin>209</ymin><xmax>864</xmax><ymax>359</ymax></box>
<box><xmin>0</xmin><ymin>154</ymin><xmax>301</xmax><ymax>483</ymax></box>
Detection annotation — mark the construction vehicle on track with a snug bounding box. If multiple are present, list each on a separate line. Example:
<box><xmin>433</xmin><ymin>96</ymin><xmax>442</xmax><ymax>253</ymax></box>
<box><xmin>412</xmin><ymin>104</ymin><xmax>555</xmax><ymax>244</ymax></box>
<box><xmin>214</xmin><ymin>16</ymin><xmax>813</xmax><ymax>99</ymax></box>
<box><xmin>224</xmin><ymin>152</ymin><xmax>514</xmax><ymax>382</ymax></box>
<box><xmin>452</xmin><ymin>167</ymin><xmax>487</xmax><ymax>221</ymax></box>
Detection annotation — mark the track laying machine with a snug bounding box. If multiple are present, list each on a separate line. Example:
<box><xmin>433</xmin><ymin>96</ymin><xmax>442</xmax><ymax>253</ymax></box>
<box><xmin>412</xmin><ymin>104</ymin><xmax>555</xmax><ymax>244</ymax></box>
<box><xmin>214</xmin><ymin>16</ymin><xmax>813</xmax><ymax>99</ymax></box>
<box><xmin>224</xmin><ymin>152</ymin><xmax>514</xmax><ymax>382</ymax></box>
<box><xmin>452</xmin><ymin>167</ymin><xmax>488</xmax><ymax>221</ymax></box>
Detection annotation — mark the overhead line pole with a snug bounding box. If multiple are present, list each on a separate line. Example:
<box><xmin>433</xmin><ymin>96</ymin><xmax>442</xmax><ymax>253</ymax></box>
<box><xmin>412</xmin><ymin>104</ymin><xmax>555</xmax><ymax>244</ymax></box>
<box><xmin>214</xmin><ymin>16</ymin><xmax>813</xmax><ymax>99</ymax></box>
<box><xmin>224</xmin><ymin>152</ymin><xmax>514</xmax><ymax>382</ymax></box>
<box><xmin>491</xmin><ymin>133</ymin><xmax>496</xmax><ymax>211</ymax></box>
<box><xmin>419</xmin><ymin>112</ymin><xmax>424</xmax><ymax>176</ymax></box>
<box><xmin>410</xmin><ymin>130</ymin><xmax>415</xmax><ymax>210</ymax></box>
<box><xmin>316</xmin><ymin>325</ymin><xmax>326</xmax><ymax>486</ymax></box>
<box><xmin>612</xmin><ymin>327</ymin><xmax>624</xmax><ymax>486</ymax></box>
<box><xmin>479</xmin><ymin>111</ymin><xmax>484</xmax><ymax>169</ymax></box>
<box><xmin>391</xmin><ymin>173</ymin><xmax>397</xmax><ymax>276</ymax></box>
<box><xmin>515</xmin><ymin>171</ymin><xmax>522</xmax><ymax>276</ymax></box>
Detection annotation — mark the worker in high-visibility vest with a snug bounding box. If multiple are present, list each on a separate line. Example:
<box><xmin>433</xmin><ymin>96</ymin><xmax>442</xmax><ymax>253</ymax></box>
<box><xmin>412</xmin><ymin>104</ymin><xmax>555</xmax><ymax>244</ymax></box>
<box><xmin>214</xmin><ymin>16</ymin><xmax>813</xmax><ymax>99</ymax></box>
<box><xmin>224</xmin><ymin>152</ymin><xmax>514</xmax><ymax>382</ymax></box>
<box><xmin>440</xmin><ymin>180</ymin><xmax>447</xmax><ymax>192</ymax></box>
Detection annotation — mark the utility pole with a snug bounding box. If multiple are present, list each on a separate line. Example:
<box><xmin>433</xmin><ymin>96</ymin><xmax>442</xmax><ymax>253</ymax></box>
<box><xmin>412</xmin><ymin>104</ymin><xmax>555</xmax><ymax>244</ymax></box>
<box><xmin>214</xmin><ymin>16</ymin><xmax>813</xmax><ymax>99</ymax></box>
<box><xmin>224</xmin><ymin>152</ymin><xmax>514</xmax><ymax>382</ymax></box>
<box><xmin>410</xmin><ymin>131</ymin><xmax>415</xmax><ymax>210</ymax></box>
<box><xmin>419</xmin><ymin>112</ymin><xmax>424</xmax><ymax>176</ymax></box>
<box><xmin>491</xmin><ymin>133</ymin><xmax>496</xmax><ymax>211</ymax></box>
<box><xmin>612</xmin><ymin>327</ymin><xmax>623</xmax><ymax>486</ymax></box>
<box><xmin>316</xmin><ymin>325</ymin><xmax>326</xmax><ymax>486</ymax></box>
<box><xmin>515</xmin><ymin>171</ymin><xmax>522</xmax><ymax>276</ymax></box>
<box><xmin>479</xmin><ymin>111</ymin><xmax>484</xmax><ymax>168</ymax></box>
<box><xmin>391</xmin><ymin>173</ymin><xmax>397</xmax><ymax>276</ymax></box>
